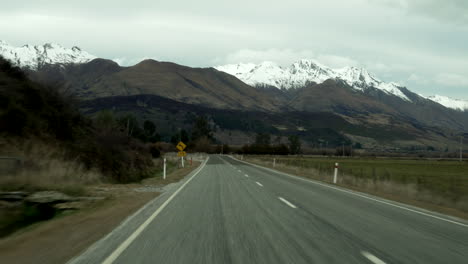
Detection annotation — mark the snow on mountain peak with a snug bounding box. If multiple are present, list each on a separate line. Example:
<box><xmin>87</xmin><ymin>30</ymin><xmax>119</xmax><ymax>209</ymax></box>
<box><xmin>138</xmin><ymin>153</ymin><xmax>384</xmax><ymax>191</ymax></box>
<box><xmin>215</xmin><ymin>60</ymin><xmax>411</xmax><ymax>101</ymax></box>
<box><xmin>425</xmin><ymin>95</ymin><xmax>468</xmax><ymax>111</ymax></box>
<box><xmin>0</xmin><ymin>40</ymin><xmax>96</xmax><ymax>70</ymax></box>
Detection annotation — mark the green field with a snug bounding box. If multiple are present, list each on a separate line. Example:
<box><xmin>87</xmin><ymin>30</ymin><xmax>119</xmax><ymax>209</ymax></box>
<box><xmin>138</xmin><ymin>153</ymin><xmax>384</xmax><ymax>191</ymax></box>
<box><xmin>249</xmin><ymin>156</ymin><xmax>468</xmax><ymax>205</ymax></box>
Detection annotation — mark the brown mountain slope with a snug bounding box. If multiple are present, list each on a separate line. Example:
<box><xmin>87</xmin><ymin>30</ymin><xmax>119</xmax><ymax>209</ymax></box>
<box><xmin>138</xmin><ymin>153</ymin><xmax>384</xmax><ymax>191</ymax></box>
<box><xmin>289</xmin><ymin>80</ymin><xmax>468</xmax><ymax>131</ymax></box>
<box><xmin>288</xmin><ymin>80</ymin><xmax>397</xmax><ymax>114</ymax></box>
<box><xmin>29</xmin><ymin>59</ymin><xmax>282</xmax><ymax>112</ymax></box>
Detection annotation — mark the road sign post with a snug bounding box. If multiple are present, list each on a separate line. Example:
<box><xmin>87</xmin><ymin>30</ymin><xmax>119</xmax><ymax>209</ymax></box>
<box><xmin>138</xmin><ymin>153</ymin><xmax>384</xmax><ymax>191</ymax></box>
<box><xmin>333</xmin><ymin>163</ymin><xmax>339</xmax><ymax>184</ymax></box>
<box><xmin>176</xmin><ymin>141</ymin><xmax>187</xmax><ymax>152</ymax></box>
<box><xmin>176</xmin><ymin>141</ymin><xmax>187</xmax><ymax>168</ymax></box>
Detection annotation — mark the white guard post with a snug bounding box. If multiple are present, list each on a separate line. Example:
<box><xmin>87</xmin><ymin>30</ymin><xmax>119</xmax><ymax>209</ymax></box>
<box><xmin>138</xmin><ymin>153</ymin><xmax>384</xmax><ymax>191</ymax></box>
<box><xmin>333</xmin><ymin>163</ymin><xmax>339</xmax><ymax>184</ymax></box>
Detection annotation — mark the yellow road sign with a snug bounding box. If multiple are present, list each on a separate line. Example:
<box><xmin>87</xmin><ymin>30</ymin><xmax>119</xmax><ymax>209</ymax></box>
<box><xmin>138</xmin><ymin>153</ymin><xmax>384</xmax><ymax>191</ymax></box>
<box><xmin>177</xmin><ymin>151</ymin><xmax>187</xmax><ymax>157</ymax></box>
<box><xmin>176</xmin><ymin>141</ymin><xmax>187</xmax><ymax>151</ymax></box>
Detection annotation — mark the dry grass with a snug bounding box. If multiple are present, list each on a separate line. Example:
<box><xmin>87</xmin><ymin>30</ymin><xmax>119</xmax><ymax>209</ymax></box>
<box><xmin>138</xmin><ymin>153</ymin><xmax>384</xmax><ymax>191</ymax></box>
<box><xmin>0</xmin><ymin>138</ymin><xmax>101</xmax><ymax>196</ymax></box>
<box><xmin>0</xmin><ymin>157</ymin><xmax>203</xmax><ymax>264</ymax></box>
<box><xmin>245</xmin><ymin>157</ymin><xmax>468</xmax><ymax>219</ymax></box>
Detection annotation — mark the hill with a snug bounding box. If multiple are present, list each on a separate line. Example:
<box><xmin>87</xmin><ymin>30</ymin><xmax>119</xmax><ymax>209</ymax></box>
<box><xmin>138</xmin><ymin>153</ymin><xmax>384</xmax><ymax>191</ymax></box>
<box><xmin>29</xmin><ymin>59</ymin><xmax>282</xmax><ymax>112</ymax></box>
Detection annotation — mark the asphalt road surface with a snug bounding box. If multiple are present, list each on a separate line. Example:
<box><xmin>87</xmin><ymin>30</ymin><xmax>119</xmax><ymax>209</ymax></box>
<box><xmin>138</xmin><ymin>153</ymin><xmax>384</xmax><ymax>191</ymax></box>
<box><xmin>69</xmin><ymin>155</ymin><xmax>468</xmax><ymax>264</ymax></box>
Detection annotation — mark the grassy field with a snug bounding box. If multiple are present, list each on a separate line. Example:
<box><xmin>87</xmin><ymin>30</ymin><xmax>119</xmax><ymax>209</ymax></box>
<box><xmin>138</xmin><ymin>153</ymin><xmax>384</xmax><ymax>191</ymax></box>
<box><xmin>246</xmin><ymin>156</ymin><xmax>468</xmax><ymax>213</ymax></box>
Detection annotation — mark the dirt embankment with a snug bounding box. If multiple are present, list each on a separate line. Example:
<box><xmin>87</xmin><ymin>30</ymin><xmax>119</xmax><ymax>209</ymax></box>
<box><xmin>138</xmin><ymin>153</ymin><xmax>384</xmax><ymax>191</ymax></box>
<box><xmin>0</xmin><ymin>162</ymin><xmax>200</xmax><ymax>264</ymax></box>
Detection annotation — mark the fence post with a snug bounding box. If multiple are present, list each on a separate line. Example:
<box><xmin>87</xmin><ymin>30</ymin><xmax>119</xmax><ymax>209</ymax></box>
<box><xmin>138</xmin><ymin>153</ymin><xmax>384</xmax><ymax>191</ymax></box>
<box><xmin>273</xmin><ymin>158</ymin><xmax>276</xmax><ymax>167</ymax></box>
<box><xmin>333</xmin><ymin>163</ymin><xmax>339</xmax><ymax>184</ymax></box>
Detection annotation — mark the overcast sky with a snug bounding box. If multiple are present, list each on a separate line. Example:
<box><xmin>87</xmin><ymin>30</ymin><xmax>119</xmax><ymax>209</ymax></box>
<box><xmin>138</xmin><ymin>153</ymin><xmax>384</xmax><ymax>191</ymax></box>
<box><xmin>1</xmin><ymin>0</ymin><xmax>467</xmax><ymax>98</ymax></box>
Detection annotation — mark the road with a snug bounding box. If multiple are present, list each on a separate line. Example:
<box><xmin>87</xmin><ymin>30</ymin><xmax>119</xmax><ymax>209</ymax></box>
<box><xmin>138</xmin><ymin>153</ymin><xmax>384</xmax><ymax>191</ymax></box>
<box><xmin>69</xmin><ymin>155</ymin><xmax>468</xmax><ymax>264</ymax></box>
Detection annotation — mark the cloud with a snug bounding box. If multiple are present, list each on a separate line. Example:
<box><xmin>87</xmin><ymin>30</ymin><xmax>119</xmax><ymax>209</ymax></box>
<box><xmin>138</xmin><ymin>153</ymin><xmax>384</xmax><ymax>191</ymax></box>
<box><xmin>214</xmin><ymin>49</ymin><xmax>316</xmax><ymax>66</ymax></box>
<box><xmin>371</xmin><ymin>0</ymin><xmax>468</xmax><ymax>25</ymax></box>
<box><xmin>435</xmin><ymin>73</ymin><xmax>468</xmax><ymax>87</ymax></box>
<box><xmin>112</xmin><ymin>57</ymin><xmax>156</xmax><ymax>66</ymax></box>
<box><xmin>315</xmin><ymin>55</ymin><xmax>359</xmax><ymax>69</ymax></box>
<box><xmin>214</xmin><ymin>49</ymin><xmax>362</xmax><ymax>70</ymax></box>
<box><xmin>1</xmin><ymin>0</ymin><xmax>467</xmax><ymax>98</ymax></box>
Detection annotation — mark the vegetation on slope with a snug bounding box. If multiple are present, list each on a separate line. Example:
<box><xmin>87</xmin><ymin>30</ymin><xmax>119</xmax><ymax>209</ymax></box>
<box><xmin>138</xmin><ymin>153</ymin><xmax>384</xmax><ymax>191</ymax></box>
<box><xmin>0</xmin><ymin>57</ymin><xmax>155</xmax><ymax>184</ymax></box>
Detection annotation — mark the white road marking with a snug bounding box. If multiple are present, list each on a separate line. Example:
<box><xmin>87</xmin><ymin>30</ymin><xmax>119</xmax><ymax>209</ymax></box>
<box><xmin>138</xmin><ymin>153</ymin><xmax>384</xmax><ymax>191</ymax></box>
<box><xmin>233</xmin><ymin>157</ymin><xmax>468</xmax><ymax>228</ymax></box>
<box><xmin>256</xmin><ymin>181</ymin><xmax>263</xmax><ymax>187</ymax></box>
<box><xmin>101</xmin><ymin>158</ymin><xmax>210</xmax><ymax>264</ymax></box>
<box><xmin>244</xmin><ymin>174</ymin><xmax>249</xmax><ymax>177</ymax></box>
<box><xmin>279</xmin><ymin>197</ymin><xmax>297</xmax><ymax>208</ymax></box>
<box><xmin>238</xmin><ymin>170</ymin><xmax>242</xmax><ymax>172</ymax></box>
<box><xmin>361</xmin><ymin>251</ymin><xmax>386</xmax><ymax>264</ymax></box>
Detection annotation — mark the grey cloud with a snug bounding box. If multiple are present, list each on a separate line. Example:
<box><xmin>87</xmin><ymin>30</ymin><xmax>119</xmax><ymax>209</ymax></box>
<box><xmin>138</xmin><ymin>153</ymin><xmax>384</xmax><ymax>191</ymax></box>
<box><xmin>1</xmin><ymin>0</ymin><xmax>467</xmax><ymax>99</ymax></box>
<box><xmin>372</xmin><ymin>0</ymin><xmax>468</xmax><ymax>25</ymax></box>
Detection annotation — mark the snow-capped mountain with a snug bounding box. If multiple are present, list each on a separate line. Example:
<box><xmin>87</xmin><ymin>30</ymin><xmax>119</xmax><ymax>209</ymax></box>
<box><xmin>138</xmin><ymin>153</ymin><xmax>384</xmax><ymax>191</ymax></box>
<box><xmin>425</xmin><ymin>95</ymin><xmax>468</xmax><ymax>112</ymax></box>
<box><xmin>215</xmin><ymin>59</ymin><xmax>411</xmax><ymax>101</ymax></box>
<box><xmin>0</xmin><ymin>40</ymin><xmax>96</xmax><ymax>70</ymax></box>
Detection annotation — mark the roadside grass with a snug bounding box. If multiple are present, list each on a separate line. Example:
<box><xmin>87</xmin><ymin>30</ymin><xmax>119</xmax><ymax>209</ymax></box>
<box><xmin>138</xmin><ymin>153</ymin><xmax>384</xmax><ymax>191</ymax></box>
<box><xmin>244</xmin><ymin>156</ymin><xmax>468</xmax><ymax>215</ymax></box>
<box><xmin>0</xmin><ymin>150</ymin><xmax>201</xmax><ymax>239</ymax></box>
<box><xmin>0</xmin><ymin>141</ymin><xmax>101</xmax><ymax>237</ymax></box>
<box><xmin>142</xmin><ymin>158</ymin><xmax>201</xmax><ymax>186</ymax></box>
<box><xmin>0</xmin><ymin>140</ymin><xmax>181</xmax><ymax>238</ymax></box>
<box><xmin>0</xmin><ymin>140</ymin><xmax>101</xmax><ymax>196</ymax></box>
<box><xmin>0</xmin><ymin>158</ymin><xmax>203</xmax><ymax>264</ymax></box>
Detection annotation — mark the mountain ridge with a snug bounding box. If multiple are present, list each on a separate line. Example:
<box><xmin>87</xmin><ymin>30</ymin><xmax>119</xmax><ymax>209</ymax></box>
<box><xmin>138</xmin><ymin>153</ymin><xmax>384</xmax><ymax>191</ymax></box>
<box><xmin>216</xmin><ymin>59</ymin><xmax>411</xmax><ymax>101</ymax></box>
<box><xmin>0</xmin><ymin>40</ymin><xmax>96</xmax><ymax>70</ymax></box>
<box><xmin>2</xmin><ymin>41</ymin><xmax>467</xmax><ymax>149</ymax></box>
<box><xmin>424</xmin><ymin>95</ymin><xmax>468</xmax><ymax>112</ymax></box>
<box><xmin>1</xmin><ymin>40</ymin><xmax>466</xmax><ymax>112</ymax></box>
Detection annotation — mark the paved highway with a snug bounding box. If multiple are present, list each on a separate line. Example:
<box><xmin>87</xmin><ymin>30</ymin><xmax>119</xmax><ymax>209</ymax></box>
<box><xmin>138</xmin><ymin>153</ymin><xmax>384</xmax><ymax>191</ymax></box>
<box><xmin>69</xmin><ymin>155</ymin><xmax>468</xmax><ymax>264</ymax></box>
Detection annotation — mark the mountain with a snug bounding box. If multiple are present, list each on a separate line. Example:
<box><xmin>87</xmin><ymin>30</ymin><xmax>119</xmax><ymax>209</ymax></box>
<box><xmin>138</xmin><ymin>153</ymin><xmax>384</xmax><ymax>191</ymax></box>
<box><xmin>0</xmin><ymin>40</ymin><xmax>96</xmax><ymax>70</ymax></box>
<box><xmin>3</xmin><ymin>41</ymin><xmax>465</xmax><ymax>150</ymax></box>
<box><xmin>215</xmin><ymin>59</ymin><xmax>411</xmax><ymax>101</ymax></box>
<box><xmin>215</xmin><ymin>59</ymin><xmax>468</xmax><ymax>130</ymax></box>
<box><xmin>425</xmin><ymin>95</ymin><xmax>468</xmax><ymax>112</ymax></box>
<box><xmin>289</xmin><ymin>79</ymin><xmax>468</xmax><ymax>132</ymax></box>
<box><xmin>25</xmin><ymin>57</ymin><xmax>466</xmax><ymax>150</ymax></box>
<box><xmin>27</xmin><ymin>58</ymin><xmax>283</xmax><ymax>112</ymax></box>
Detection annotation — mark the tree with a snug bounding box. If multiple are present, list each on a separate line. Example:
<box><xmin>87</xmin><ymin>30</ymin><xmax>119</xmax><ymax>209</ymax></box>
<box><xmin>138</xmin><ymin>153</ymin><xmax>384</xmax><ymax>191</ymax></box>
<box><xmin>193</xmin><ymin>136</ymin><xmax>213</xmax><ymax>153</ymax></box>
<box><xmin>170</xmin><ymin>134</ymin><xmax>179</xmax><ymax>145</ymax></box>
<box><xmin>222</xmin><ymin>144</ymin><xmax>231</xmax><ymax>154</ymax></box>
<box><xmin>117</xmin><ymin>114</ymin><xmax>142</xmax><ymax>138</ymax></box>
<box><xmin>191</xmin><ymin>116</ymin><xmax>212</xmax><ymax>141</ymax></box>
<box><xmin>274</xmin><ymin>135</ymin><xmax>282</xmax><ymax>145</ymax></box>
<box><xmin>353</xmin><ymin>142</ymin><xmax>362</xmax><ymax>149</ymax></box>
<box><xmin>95</xmin><ymin>110</ymin><xmax>117</xmax><ymax>131</ymax></box>
<box><xmin>143</xmin><ymin>120</ymin><xmax>156</xmax><ymax>137</ymax></box>
<box><xmin>255</xmin><ymin>133</ymin><xmax>271</xmax><ymax>146</ymax></box>
<box><xmin>288</xmin><ymin>135</ymin><xmax>301</xmax><ymax>154</ymax></box>
<box><xmin>180</xmin><ymin>129</ymin><xmax>189</xmax><ymax>143</ymax></box>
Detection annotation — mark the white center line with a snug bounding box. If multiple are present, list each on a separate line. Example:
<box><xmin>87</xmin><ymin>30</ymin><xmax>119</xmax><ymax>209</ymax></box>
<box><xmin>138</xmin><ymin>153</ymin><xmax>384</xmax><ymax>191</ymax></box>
<box><xmin>256</xmin><ymin>181</ymin><xmax>263</xmax><ymax>187</ymax></box>
<box><xmin>361</xmin><ymin>251</ymin><xmax>386</xmax><ymax>264</ymax></box>
<box><xmin>244</xmin><ymin>174</ymin><xmax>249</xmax><ymax>177</ymax></box>
<box><xmin>278</xmin><ymin>197</ymin><xmax>297</xmax><ymax>208</ymax></box>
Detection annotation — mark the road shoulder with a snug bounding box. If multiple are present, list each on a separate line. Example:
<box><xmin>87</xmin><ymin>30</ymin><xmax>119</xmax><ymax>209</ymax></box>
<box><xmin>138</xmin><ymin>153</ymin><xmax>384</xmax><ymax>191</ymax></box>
<box><xmin>0</xmin><ymin>162</ymin><xmax>201</xmax><ymax>264</ymax></box>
